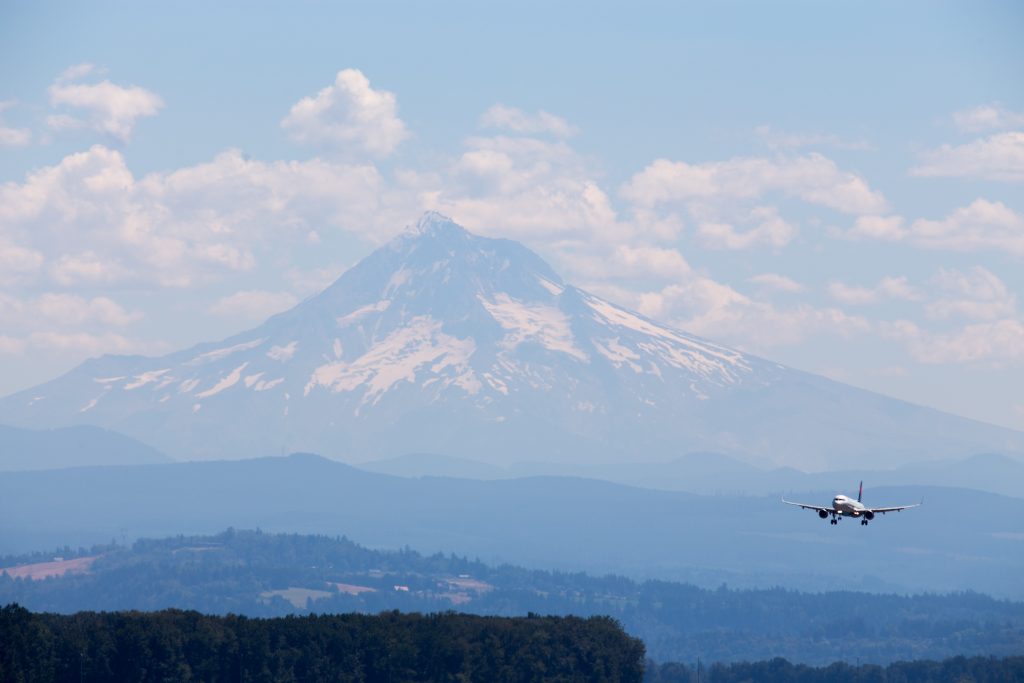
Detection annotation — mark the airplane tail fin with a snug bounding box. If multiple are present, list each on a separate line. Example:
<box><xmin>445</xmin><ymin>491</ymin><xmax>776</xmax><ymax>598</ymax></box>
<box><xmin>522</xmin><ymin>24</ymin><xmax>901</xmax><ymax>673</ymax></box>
<box><xmin>858</xmin><ymin>480</ymin><xmax>863</xmax><ymax>503</ymax></box>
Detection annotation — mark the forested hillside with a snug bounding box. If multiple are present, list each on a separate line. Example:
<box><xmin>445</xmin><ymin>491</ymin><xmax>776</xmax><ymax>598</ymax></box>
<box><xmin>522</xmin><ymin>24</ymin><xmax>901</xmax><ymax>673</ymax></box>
<box><xmin>0</xmin><ymin>605</ymin><xmax>644</xmax><ymax>682</ymax></box>
<box><xmin>3</xmin><ymin>605</ymin><xmax>1021</xmax><ymax>683</ymax></box>
<box><xmin>3</xmin><ymin>530</ymin><xmax>1021</xmax><ymax>665</ymax></box>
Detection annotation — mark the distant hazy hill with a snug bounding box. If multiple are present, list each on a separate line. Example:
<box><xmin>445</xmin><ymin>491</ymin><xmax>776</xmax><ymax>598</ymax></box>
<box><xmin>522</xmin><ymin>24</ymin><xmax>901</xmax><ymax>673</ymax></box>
<box><xmin>358</xmin><ymin>451</ymin><xmax>1024</xmax><ymax>500</ymax></box>
<box><xmin>357</xmin><ymin>452</ymin><xmax>508</xmax><ymax>479</ymax></box>
<box><xmin>2</xmin><ymin>454</ymin><xmax>1021</xmax><ymax>598</ymax></box>
<box><xmin>0</xmin><ymin>424</ymin><xmax>170</xmax><ymax>471</ymax></box>
<box><xmin>4</xmin><ymin>529</ymin><xmax>1022</xmax><ymax>666</ymax></box>
<box><xmin>1</xmin><ymin>213</ymin><xmax>1021</xmax><ymax>470</ymax></box>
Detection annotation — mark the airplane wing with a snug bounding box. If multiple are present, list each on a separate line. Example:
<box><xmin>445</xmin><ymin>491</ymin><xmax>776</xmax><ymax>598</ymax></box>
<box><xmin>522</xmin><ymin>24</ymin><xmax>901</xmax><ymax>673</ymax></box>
<box><xmin>865</xmin><ymin>503</ymin><xmax>921</xmax><ymax>514</ymax></box>
<box><xmin>781</xmin><ymin>498</ymin><xmax>830</xmax><ymax>513</ymax></box>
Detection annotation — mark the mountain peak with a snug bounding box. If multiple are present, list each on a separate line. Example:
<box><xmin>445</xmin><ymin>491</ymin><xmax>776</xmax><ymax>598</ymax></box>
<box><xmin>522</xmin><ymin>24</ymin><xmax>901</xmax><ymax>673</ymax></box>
<box><xmin>405</xmin><ymin>211</ymin><xmax>468</xmax><ymax>239</ymax></box>
<box><xmin>4</xmin><ymin>214</ymin><xmax>1022</xmax><ymax>469</ymax></box>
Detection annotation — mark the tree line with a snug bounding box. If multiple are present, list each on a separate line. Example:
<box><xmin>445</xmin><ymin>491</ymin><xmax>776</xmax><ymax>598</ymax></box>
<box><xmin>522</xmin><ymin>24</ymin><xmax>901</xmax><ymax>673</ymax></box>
<box><xmin>3</xmin><ymin>604</ymin><xmax>1021</xmax><ymax>682</ymax></box>
<box><xmin>0</xmin><ymin>604</ymin><xmax>645</xmax><ymax>682</ymax></box>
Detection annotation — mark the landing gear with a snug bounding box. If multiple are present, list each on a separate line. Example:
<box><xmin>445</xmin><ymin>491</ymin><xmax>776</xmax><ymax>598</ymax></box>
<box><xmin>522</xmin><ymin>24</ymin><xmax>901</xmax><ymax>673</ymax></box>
<box><xmin>861</xmin><ymin>519</ymin><xmax>869</xmax><ymax>526</ymax></box>
<box><xmin>830</xmin><ymin>518</ymin><xmax>838</xmax><ymax>525</ymax></box>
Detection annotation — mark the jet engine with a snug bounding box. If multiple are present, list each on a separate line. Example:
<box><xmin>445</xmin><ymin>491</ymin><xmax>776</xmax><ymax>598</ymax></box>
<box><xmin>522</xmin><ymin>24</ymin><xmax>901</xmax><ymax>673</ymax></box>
<box><xmin>818</xmin><ymin>509</ymin><xmax>829</xmax><ymax>519</ymax></box>
<box><xmin>864</xmin><ymin>511</ymin><xmax>875</xmax><ymax>521</ymax></box>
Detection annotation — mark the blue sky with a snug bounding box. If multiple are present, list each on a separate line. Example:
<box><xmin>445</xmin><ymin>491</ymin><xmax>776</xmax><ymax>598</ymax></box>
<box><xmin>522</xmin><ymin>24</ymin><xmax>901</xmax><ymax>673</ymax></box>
<box><xmin>1</xmin><ymin>1</ymin><xmax>1023</xmax><ymax>431</ymax></box>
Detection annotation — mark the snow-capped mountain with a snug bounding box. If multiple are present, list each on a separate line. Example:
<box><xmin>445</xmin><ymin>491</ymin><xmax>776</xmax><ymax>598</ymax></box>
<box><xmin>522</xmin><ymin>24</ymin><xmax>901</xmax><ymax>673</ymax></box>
<box><xmin>3</xmin><ymin>213</ymin><xmax>1022</xmax><ymax>469</ymax></box>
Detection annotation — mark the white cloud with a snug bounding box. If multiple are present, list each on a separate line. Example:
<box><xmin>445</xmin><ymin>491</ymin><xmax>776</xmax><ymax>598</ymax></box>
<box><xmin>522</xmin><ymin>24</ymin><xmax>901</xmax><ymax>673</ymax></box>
<box><xmin>886</xmin><ymin>319</ymin><xmax>1024</xmax><ymax>366</ymax></box>
<box><xmin>0</xmin><ymin>126</ymin><xmax>30</xmax><ymax>147</ymax></box>
<box><xmin>911</xmin><ymin>131</ymin><xmax>1024</xmax><ymax>182</ymax></box>
<box><xmin>612</xmin><ymin>245</ymin><xmax>690</xmax><ymax>279</ymax></box>
<box><xmin>46</xmin><ymin>113</ymin><xmax>85</xmax><ymax>133</ymax></box>
<box><xmin>0</xmin><ymin>145</ymin><xmax>393</xmax><ymax>289</ymax></box>
<box><xmin>754</xmin><ymin>124</ymin><xmax>870</xmax><ymax>151</ymax></box>
<box><xmin>847</xmin><ymin>215</ymin><xmax>905</xmax><ymax>241</ymax></box>
<box><xmin>605</xmin><ymin>275</ymin><xmax>869</xmax><ymax>351</ymax></box>
<box><xmin>428</xmin><ymin>134</ymin><xmax>628</xmax><ymax>244</ymax></box>
<box><xmin>828</xmin><ymin>276</ymin><xmax>921</xmax><ymax>305</ymax></box>
<box><xmin>26</xmin><ymin>331</ymin><xmax>146</xmax><ymax>355</ymax></box>
<box><xmin>926</xmin><ymin>267</ymin><xmax>1016</xmax><ymax>321</ymax></box>
<box><xmin>282</xmin><ymin>68</ymin><xmax>409</xmax><ymax>157</ymax></box>
<box><xmin>36</xmin><ymin>294</ymin><xmax>141</xmax><ymax>327</ymax></box>
<box><xmin>480</xmin><ymin>104</ymin><xmax>577</xmax><ymax>137</ymax></box>
<box><xmin>209</xmin><ymin>290</ymin><xmax>299</xmax><ymax>321</ymax></box>
<box><xmin>562</xmin><ymin>244</ymin><xmax>691</xmax><ymax>284</ymax></box>
<box><xmin>0</xmin><ymin>292</ymin><xmax>148</xmax><ymax>362</ymax></box>
<box><xmin>846</xmin><ymin>200</ymin><xmax>1024</xmax><ymax>257</ymax></box>
<box><xmin>0</xmin><ymin>330</ymin><xmax>160</xmax><ymax>362</ymax></box>
<box><xmin>0</xmin><ymin>292</ymin><xmax>141</xmax><ymax>328</ymax></box>
<box><xmin>622</xmin><ymin>153</ymin><xmax>888</xmax><ymax>215</ymax></box>
<box><xmin>0</xmin><ymin>240</ymin><xmax>44</xmax><ymax>285</ymax></box>
<box><xmin>748</xmin><ymin>273</ymin><xmax>804</xmax><ymax>294</ymax></box>
<box><xmin>48</xmin><ymin>64</ymin><xmax>164</xmax><ymax>142</ymax></box>
<box><xmin>696</xmin><ymin>206</ymin><xmax>797</xmax><ymax>249</ymax></box>
<box><xmin>617</xmin><ymin>153</ymin><xmax>885</xmax><ymax>255</ymax></box>
<box><xmin>56</xmin><ymin>63</ymin><xmax>102</xmax><ymax>83</ymax></box>
<box><xmin>679</xmin><ymin>292</ymin><xmax>870</xmax><ymax>349</ymax></box>
<box><xmin>952</xmin><ymin>104</ymin><xmax>1024</xmax><ymax>133</ymax></box>
<box><xmin>907</xmin><ymin>199</ymin><xmax>1024</xmax><ymax>256</ymax></box>
<box><xmin>49</xmin><ymin>251</ymin><xmax>133</xmax><ymax>287</ymax></box>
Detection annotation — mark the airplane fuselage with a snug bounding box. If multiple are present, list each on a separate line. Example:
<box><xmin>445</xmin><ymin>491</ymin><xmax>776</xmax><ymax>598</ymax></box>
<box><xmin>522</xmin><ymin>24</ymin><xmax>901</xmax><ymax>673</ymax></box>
<box><xmin>832</xmin><ymin>494</ymin><xmax>867</xmax><ymax>517</ymax></box>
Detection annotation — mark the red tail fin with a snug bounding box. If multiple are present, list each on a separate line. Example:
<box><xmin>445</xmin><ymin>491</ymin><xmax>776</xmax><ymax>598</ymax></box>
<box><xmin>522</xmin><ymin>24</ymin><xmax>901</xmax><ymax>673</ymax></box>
<box><xmin>858</xmin><ymin>481</ymin><xmax>863</xmax><ymax>502</ymax></box>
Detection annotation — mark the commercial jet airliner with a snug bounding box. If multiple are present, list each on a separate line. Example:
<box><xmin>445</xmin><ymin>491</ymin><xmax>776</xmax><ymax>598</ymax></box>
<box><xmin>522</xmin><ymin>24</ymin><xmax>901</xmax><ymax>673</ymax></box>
<box><xmin>782</xmin><ymin>482</ymin><xmax>920</xmax><ymax>525</ymax></box>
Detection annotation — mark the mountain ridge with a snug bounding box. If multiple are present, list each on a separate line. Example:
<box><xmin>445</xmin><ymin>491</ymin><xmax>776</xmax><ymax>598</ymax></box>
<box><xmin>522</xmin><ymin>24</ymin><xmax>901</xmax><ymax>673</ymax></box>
<box><xmin>0</xmin><ymin>423</ymin><xmax>170</xmax><ymax>471</ymax></box>
<box><xmin>2</xmin><ymin>453</ymin><xmax>1022</xmax><ymax>597</ymax></box>
<box><xmin>1</xmin><ymin>212</ymin><xmax>1022</xmax><ymax>469</ymax></box>
<box><xmin>357</xmin><ymin>449</ymin><xmax>1024</xmax><ymax>499</ymax></box>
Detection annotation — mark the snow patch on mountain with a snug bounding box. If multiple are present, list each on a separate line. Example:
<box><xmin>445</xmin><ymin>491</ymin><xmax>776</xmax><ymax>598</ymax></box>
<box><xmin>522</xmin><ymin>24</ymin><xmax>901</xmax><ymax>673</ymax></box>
<box><xmin>338</xmin><ymin>300</ymin><xmax>391</xmax><ymax>327</ymax></box>
<box><xmin>188</xmin><ymin>339</ymin><xmax>264</xmax><ymax>365</ymax></box>
<box><xmin>266</xmin><ymin>342</ymin><xmax>298</xmax><ymax>361</ymax></box>
<box><xmin>479</xmin><ymin>293</ymin><xmax>588</xmax><ymax>362</ymax></box>
<box><xmin>384</xmin><ymin>269</ymin><xmax>411</xmax><ymax>296</ymax></box>
<box><xmin>196</xmin><ymin>363</ymin><xmax>248</xmax><ymax>398</ymax></box>
<box><xmin>593</xmin><ymin>338</ymin><xmax>643</xmax><ymax>373</ymax></box>
<box><xmin>585</xmin><ymin>295</ymin><xmax>748</xmax><ymax>382</ymax></box>
<box><xmin>537</xmin><ymin>277</ymin><xmax>564</xmax><ymax>296</ymax></box>
<box><xmin>305</xmin><ymin>316</ymin><xmax>478</xmax><ymax>404</ymax></box>
<box><xmin>482</xmin><ymin>372</ymin><xmax>509</xmax><ymax>395</ymax></box>
<box><xmin>253</xmin><ymin>377</ymin><xmax>284</xmax><ymax>392</ymax></box>
<box><xmin>124</xmin><ymin>369</ymin><xmax>171</xmax><ymax>391</ymax></box>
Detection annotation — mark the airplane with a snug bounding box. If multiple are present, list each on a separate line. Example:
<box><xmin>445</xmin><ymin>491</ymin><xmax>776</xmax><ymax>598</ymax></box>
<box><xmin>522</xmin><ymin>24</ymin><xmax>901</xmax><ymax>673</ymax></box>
<box><xmin>782</xmin><ymin>482</ymin><xmax>920</xmax><ymax>526</ymax></box>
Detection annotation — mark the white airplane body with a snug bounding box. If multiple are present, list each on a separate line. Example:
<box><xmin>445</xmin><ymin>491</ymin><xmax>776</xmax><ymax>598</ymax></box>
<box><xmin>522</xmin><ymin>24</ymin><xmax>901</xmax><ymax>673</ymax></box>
<box><xmin>783</xmin><ymin>482</ymin><xmax>920</xmax><ymax>526</ymax></box>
